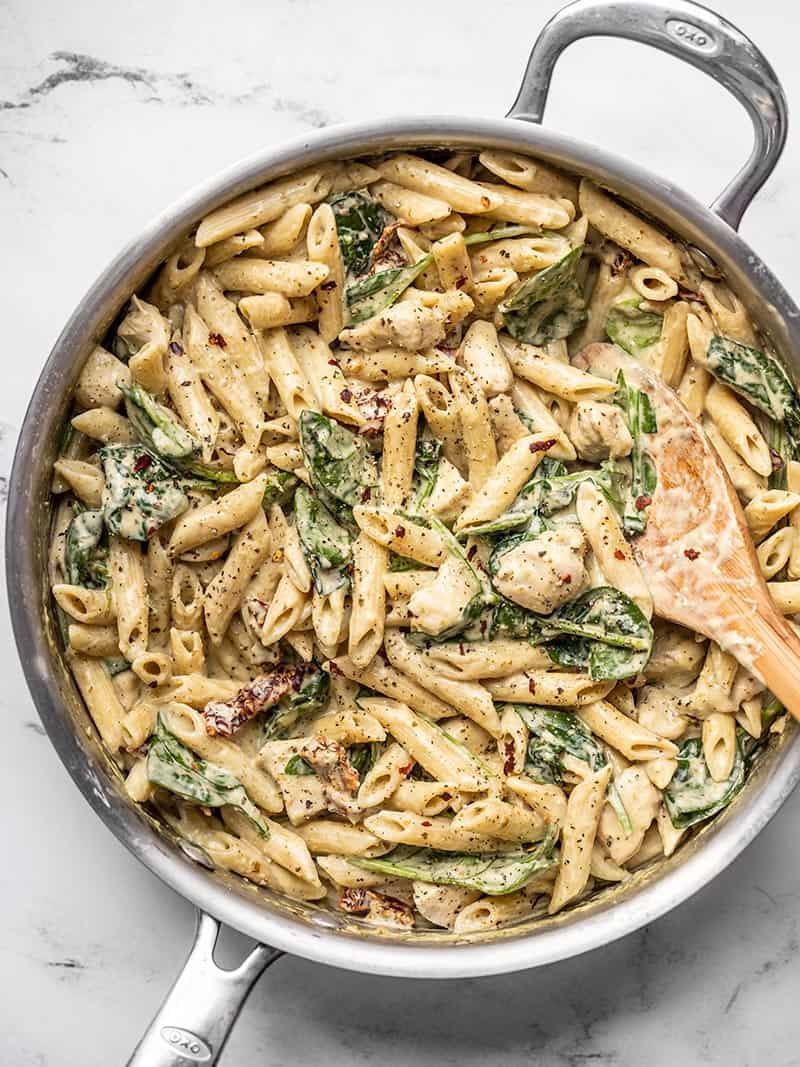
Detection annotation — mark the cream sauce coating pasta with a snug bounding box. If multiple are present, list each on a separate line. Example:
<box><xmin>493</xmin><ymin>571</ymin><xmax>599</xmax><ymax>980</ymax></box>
<box><xmin>48</xmin><ymin>148</ymin><xmax>792</xmax><ymax>934</ymax></box>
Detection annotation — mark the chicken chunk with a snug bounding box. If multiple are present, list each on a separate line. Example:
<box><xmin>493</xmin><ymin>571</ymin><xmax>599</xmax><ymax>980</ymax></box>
<box><xmin>338</xmin><ymin>887</ymin><xmax>415</xmax><ymax>928</ymax></box>
<box><xmin>341</xmin><ymin>302</ymin><xmax>445</xmax><ymax>352</ymax></box>
<box><xmin>340</xmin><ymin>291</ymin><xmax>473</xmax><ymax>352</ymax></box>
<box><xmin>569</xmin><ymin>401</ymin><xmax>633</xmax><ymax>461</ymax></box>
<box><xmin>492</xmin><ymin>525</ymin><xmax>588</xmax><ymax>614</ymax></box>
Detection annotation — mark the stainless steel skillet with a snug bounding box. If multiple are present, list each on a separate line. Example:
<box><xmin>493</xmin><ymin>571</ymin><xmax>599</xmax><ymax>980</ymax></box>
<box><xmin>6</xmin><ymin>2</ymin><xmax>799</xmax><ymax>1064</ymax></box>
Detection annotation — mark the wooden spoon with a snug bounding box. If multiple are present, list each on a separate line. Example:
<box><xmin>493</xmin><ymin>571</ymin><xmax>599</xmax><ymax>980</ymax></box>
<box><xmin>574</xmin><ymin>342</ymin><xmax>800</xmax><ymax>718</ymax></box>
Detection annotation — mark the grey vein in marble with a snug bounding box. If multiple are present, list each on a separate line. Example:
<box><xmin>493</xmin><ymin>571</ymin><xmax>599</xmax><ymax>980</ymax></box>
<box><xmin>1</xmin><ymin>50</ymin><xmax>336</xmax><ymax>127</ymax></box>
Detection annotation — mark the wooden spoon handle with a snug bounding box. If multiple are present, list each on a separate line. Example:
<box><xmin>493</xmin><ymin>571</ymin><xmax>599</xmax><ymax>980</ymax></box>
<box><xmin>748</xmin><ymin>606</ymin><xmax>800</xmax><ymax>720</ymax></box>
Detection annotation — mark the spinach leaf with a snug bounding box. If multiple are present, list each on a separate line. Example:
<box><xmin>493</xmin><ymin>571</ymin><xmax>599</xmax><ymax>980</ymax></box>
<box><xmin>706</xmin><ymin>335</ymin><xmax>800</xmax><ymax>445</ymax></box>
<box><xmin>121</xmin><ymin>381</ymin><xmax>241</xmax><ymax>487</ymax></box>
<box><xmin>346</xmin><ymin>259</ymin><xmax>432</xmax><ymax>325</ymax></box>
<box><xmin>148</xmin><ymin>713</ymin><xmax>269</xmax><ymax>837</ymax></box>
<box><xmin>613</xmin><ymin>370</ymin><xmax>657</xmax><ymax>537</ymax></box>
<box><xmin>104</xmin><ymin>657</ymin><xmax>130</xmax><ymax>676</ymax></box>
<box><xmin>299</xmin><ymin>410</ymin><xmax>379</xmax><ymax>527</ymax></box>
<box><xmin>488</xmin><ymin>597</ymin><xmax>534</xmax><ymax>641</ymax></box>
<box><xmin>329</xmin><ymin>191</ymin><xmax>391</xmax><ymax>277</ymax></box>
<box><xmin>541</xmin><ymin>587</ymin><xmax>653</xmax><ymax>680</ymax></box>
<box><xmin>349</xmin><ymin>741</ymin><xmax>384</xmax><ymax>781</ymax></box>
<box><xmin>285</xmin><ymin>754</ymin><xmax>316</xmax><ymax>776</ymax></box>
<box><xmin>353</xmin><ymin>824</ymin><xmax>558</xmax><ymax>895</ymax></box>
<box><xmin>100</xmin><ymin>444</ymin><xmax>190</xmax><ymax>541</ymax></box>
<box><xmin>388</xmin><ymin>553</ymin><xmax>427</xmax><ymax>572</ymax></box>
<box><xmin>262</xmin><ymin>663</ymin><xmax>330</xmax><ymax>741</ymax></box>
<box><xmin>517</xmin><ymin>460</ymin><xmax>625</xmax><ymax>518</ymax></box>
<box><xmin>489</xmin><ymin>587</ymin><xmax>652</xmax><ymax>681</ymax></box>
<box><xmin>413</xmin><ymin>436</ymin><xmax>442</xmax><ymax>508</ymax></box>
<box><xmin>182</xmin><ymin>462</ymin><xmax>241</xmax><ymax>487</ymax></box>
<box><xmin>346</xmin><ymin>225</ymin><xmax>540</xmax><ymax>325</ymax></box>
<box><xmin>664</xmin><ymin>732</ymin><xmax>746</xmax><ymax>829</ymax></box>
<box><xmin>262</xmin><ymin>469</ymin><xmax>300</xmax><ymax>508</ymax></box>
<box><xmin>65</xmin><ymin>510</ymin><xmax>108</xmax><ymax>588</ymax></box>
<box><xmin>121</xmin><ymin>381</ymin><xmax>199</xmax><ymax>462</ymax></box>
<box><xmin>463</xmin><ymin>460</ymin><xmax>625</xmax><ymax>541</ymax></box>
<box><xmin>499</xmin><ymin>245</ymin><xmax>587</xmax><ymax>345</ymax></box>
<box><xmin>294</xmin><ymin>485</ymin><xmax>352</xmax><ymax>595</ymax></box>
<box><xmin>605</xmin><ymin>300</ymin><xmax>663</xmax><ymax>356</ymax></box>
<box><xmin>515</xmin><ymin>705</ymin><xmax>608</xmax><ymax>786</ymax></box>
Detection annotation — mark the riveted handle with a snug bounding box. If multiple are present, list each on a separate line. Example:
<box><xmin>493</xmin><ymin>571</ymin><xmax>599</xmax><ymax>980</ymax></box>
<box><xmin>126</xmin><ymin>912</ymin><xmax>283</xmax><ymax>1066</ymax></box>
<box><xmin>507</xmin><ymin>0</ymin><xmax>787</xmax><ymax>230</ymax></box>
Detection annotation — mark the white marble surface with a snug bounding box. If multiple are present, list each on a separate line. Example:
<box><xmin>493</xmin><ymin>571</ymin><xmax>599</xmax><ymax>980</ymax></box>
<box><xmin>2</xmin><ymin>0</ymin><xmax>800</xmax><ymax>1063</ymax></box>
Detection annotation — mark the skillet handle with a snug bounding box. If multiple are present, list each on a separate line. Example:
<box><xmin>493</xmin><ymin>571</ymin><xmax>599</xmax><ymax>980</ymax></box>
<box><xmin>507</xmin><ymin>0</ymin><xmax>787</xmax><ymax>230</ymax></box>
<box><xmin>126</xmin><ymin>911</ymin><xmax>283</xmax><ymax>1067</ymax></box>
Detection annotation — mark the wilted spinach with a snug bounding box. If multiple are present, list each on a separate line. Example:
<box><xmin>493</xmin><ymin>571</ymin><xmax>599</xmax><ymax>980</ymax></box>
<box><xmin>329</xmin><ymin>190</ymin><xmax>391</xmax><ymax>277</ymax></box>
<box><xmin>664</xmin><ymin>731</ymin><xmax>746</xmax><ymax>829</ymax></box>
<box><xmin>515</xmin><ymin>705</ymin><xmax>606</xmax><ymax>783</ymax></box>
<box><xmin>262</xmin><ymin>469</ymin><xmax>300</xmax><ymax>509</ymax></box>
<box><xmin>121</xmin><ymin>382</ymin><xmax>239</xmax><ymax>486</ymax></box>
<box><xmin>100</xmin><ymin>444</ymin><xmax>190</xmax><ymax>541</ymax></box>
<box><xmin>299</xmin><ymin>411</ymin><xmax>379</xmax><ymax>527</ymax></box>
<box><xmin>284</xmin><ymin>754</ymin><xmax>315</xmax><ymax>776</ymax></box>
<box><xmin>65</xmin><ymin>509</ymin><xmax>108</xmax><ymax>588</ymax></box>
<box><xmin>542</xmin><ymin>587</ymin><xmax>653</xmax><ymax>680</ymax></box>
<box><xmin>413</xmin><ymin>436</ymin><xmax>443</xmax><ymax>508</ymax></box>
<box><xmin>294</xmin><ymin>485</ymin><xmax>352</xmax><ymax>595</ymax></box>
<box><xmin>489</xmin><ymin>586</ymin><xmax>653</xmax><ymax>681</ymax></box>
<box><xmin>499</xmin><ymin>245</ymin><xmax>587</xmax><ymax>344</ymax></box>
<box><xmin>613</xmin><ymin>370</ymin><xmax>657</xmax><ymax>537</ymax></box>
<box><xmin>353</xmin><ymin>824</ymin><xmax>558</xmax><ymax>894</ymax></box>
<box><xmin>346</xmin><ymin>225</ymin><xmax>539</xmax><ymax>325</ymax></box>
<box><xmin>605</xmin><ymin>300</ymin><xmax>663</xmax><ymax>356</ymax></box>
<box><xmin>706</xmin><ymin>335</ymin><xmax>800</xmax><ymax>446</ymax></box>
<box><xmin>262</xmin><ymin>664</ymin><xmax>331</xmax><ymax>741</ymax></box>
<box><xmin>148</xmin><ymin>713</ymin><xmax>269</xmax><ymax>837</ymax></box>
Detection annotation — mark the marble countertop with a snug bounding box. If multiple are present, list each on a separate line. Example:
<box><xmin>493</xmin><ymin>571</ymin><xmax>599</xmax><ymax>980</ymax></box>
<box><xmin>2</xmin><ymin>0</ymin><xmax>800</xmax><ymax>1063</ymax></box>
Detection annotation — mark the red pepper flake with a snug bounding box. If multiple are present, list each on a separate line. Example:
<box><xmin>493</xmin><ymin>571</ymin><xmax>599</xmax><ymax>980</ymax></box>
<box><xmin>341</xmin><ymin>388</ymin><xmax>353</xmax><ymax>403</ymax></box>
<box><xmin>635</xmin><ymin>494</ymin><xmax>652</xmax><ymax>511</ymax></box>
<box><xmin>208</xmin><ymin>332</ymin><xmax>227</xmax><ymax>348</ymax></box>
<box><xmin>328</xmin><ymin>660</ymin><xmax>343</xmax><ymax>676</ymax></box>
<box><xmin>328</xmin><ymin>358</ymin><xmax>340</xmax><ymax>368</ymax></box>
<box><xmin>421</xmin><ymin>820</ymin><xmax>432</xmax><ymax>827</ymax></box>
<box><xmin>480</xmin><ymin>196</ymin><xmax>491</xmax><ymax>209</ymax></box>
<box><xmin>458</xmin><ymin>642</ymin><xmax>466</xmax><ymax>656</ymax></box>
<box><xmin>528</xmin><ymin>677</ymin><xmax>537</xmax><ymax>694</ymax></box>
<box><xmin>399</xmin><ymin>762</ymin><xmax>414</xmax><ymax>776</ymax></box>
<box><xmin>145</xmin><ymin>483</ymin><xmax>155</xmax><ymax>493</ymax></box>
<box><xmin>614</xmin><ymin>549</ymin><xmax>626</xmax><ymax>561</ymax></box>
<box><xmin>530</xmin><ymin>438</ymin><xmax>557</xmax><ymax>454</ymax></box>
<box><xmin>394</xmin><ymin>525</ymin><xmax>406</xmax><ymax>538</ymax></box>
<box><xmin>441</xmin><ymin>792</ymin><xmax>452</xmax><ymax>801</ymax></box>
<box><xmin>560</xmin><ymin>573</ymin><xmax>572</xmax><ymax>585</ymax></box>
<box><xmin>361</xmin><ymin>487</ymin><xmax>372</xmax><ymax>503</ymax></box>
<box><xmin>169</xmin><ymin>341</ymin><xmax>184</xmax><ymax>355</ymax></box>
<box><xmin>467</xmin><ymin>544</ymin><xmax>478</xmax><ymax>561</ymax></box>
<box><xmin>503</xmin><ymin>740</ymin><xmax>516</xmax><ymax>776</ymax></box>
<box><xmin>133</xmin><ymin>454</ymin><xmax>152</xmax><ymax>473</ymax></box>
<box><xmin>684</xmin><ymin>548</ymin><xmax>700</xmax><ymax>560</ymax></box>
